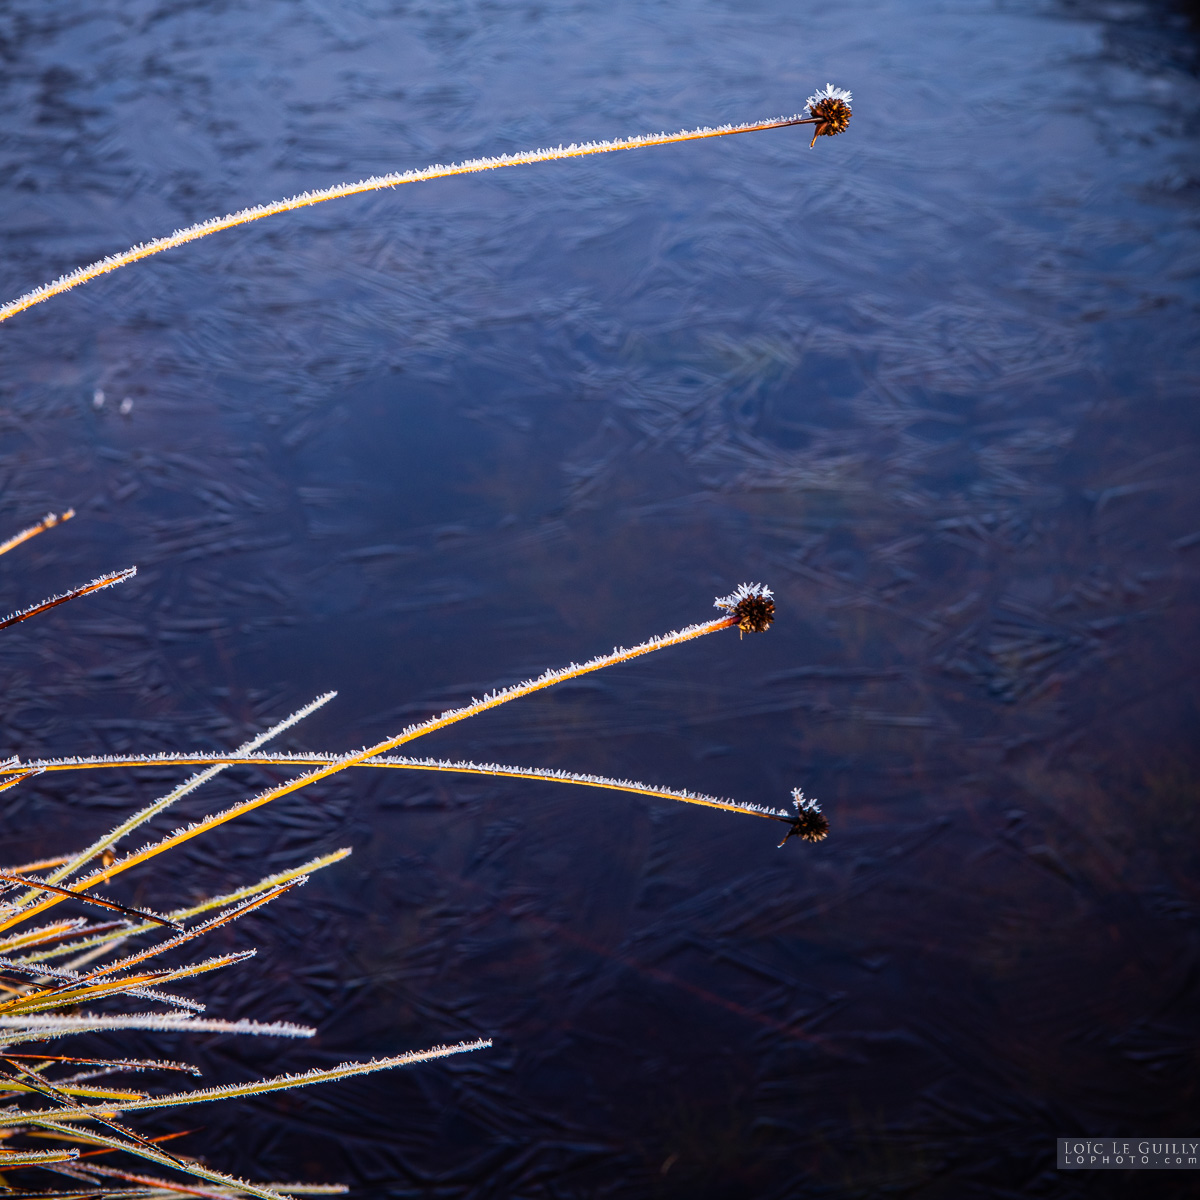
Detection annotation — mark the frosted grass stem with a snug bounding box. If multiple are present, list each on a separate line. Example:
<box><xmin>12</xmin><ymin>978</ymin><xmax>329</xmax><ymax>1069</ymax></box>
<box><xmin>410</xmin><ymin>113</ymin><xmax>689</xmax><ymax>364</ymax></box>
<box><xmin>0</xmin><ymin>568</ymin><xmax>135</xmax><ymax>632</ymax></box>
<box><xmin>0</xmin><ymin>512</ymin><xmax>74</xmax><ymax>559</ymax></box>
<box><xmin>0</xmin><ymin>610</ymin><xmax>751</xmax><ymax>934</ymax></box>
<box><xmin>43</xmin><ymin>692</ymin><xmax>337</xmax><ymax>889</ymax></box>
<box><xmin>2</xmin><ymin>751</ymin><xmax>792</xmax><ymax>824</ymax></box>
<box><xmin>0</xmin><ymin>114</ymin><xmax>832</xmax><ymax>326</ymax></box>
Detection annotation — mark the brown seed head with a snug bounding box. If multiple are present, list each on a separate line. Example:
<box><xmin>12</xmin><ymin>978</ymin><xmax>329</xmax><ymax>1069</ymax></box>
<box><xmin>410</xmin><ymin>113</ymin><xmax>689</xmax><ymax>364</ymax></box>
<box><xmin>779</xmin><ymin>787</ymin><xmax>828</xmax><ymax>846</ymax></box>
<box><xmin>714</xmin><ymin>583</ymin><xmax>775</xmax><ymax>634</ymax></box>
<box><xmin>809</xmin><ymin>96</ymin><xmax>852</xmax><ymax>138</ymax></box>
<box><xmin>733</xmin><ymin>594</ymin><xmax>775</xmax><ymax>634</ymax></box>
<box><xmin>803</xmin><ymin>84</ymin><xmax>854</xmax><ymax>147</ymax></box>
<box><xmin>792</xmin><ymin>806</ymin><xmax>829</xmax><ymax>842</ymax></box>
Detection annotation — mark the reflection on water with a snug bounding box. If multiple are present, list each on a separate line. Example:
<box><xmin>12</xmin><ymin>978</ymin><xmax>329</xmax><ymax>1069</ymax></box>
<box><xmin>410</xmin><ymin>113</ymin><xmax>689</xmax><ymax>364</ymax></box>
<box><xmin>1</xmin><ymin>0</ymin><xmax>1198</xmax><ymax>1194</ymax></box>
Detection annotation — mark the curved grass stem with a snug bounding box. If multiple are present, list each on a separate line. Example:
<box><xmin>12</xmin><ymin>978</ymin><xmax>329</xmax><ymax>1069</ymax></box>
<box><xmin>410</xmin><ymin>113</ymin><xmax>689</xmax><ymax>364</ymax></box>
<box><xmin>0</xmin><ymin>613</ymin><xmax>739</xmax><ymax>935</ymax></box>
<box><xmin>0</xmin><ymin>569</ymin><xmax>135</xmax><ymax>632</ymax></box>
<box><xmin>0</xmin><ymin>117</ymin><xmax>819</xmax><ymax>326</ymax></box>
<box><xmin>2</xmin><ymin>752</ymin><xmax>789</xmax><ymax>823</ymax></box>
<box><xmin>0</xmin><ymin>512</ymin><xmax>74</xmax><ymax>560</ymax></box>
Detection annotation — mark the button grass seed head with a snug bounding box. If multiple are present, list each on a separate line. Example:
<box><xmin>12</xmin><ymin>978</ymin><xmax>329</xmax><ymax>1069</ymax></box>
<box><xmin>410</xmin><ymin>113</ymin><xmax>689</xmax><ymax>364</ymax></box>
<box><xmin>803</xmin><ymin>83</ymin><xmax>853</xmax><ymax>148</ymax></box>
<box><xmin>779</xmin><ymin>788</ymin><xmax>829</xmax><ymax>846</ymax></box>
<box><xmin>714</xmin><ymin>582</ymin><xmax>775</xmax><ymax>636</ymax></box>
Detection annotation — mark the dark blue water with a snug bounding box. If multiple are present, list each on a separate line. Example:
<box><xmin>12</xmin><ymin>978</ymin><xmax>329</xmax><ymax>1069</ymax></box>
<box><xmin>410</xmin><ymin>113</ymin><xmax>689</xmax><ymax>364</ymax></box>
<box><xmin>2</xmin><ymin>0</ymin><xmax>1199</xmax><ymax>1195</ymax></box>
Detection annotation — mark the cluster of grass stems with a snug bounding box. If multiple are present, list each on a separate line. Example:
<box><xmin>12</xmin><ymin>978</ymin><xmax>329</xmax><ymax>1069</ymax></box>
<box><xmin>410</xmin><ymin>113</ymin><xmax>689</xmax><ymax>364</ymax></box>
<box><xmin>0</xmin><ymin>96</ymin><xmax>846</xmax><ymax>1197</ymax></box>
<box><xmin>0</xmin><ymin>514</ymin><xmax>818</xmax><ymax>1199</ymax></box>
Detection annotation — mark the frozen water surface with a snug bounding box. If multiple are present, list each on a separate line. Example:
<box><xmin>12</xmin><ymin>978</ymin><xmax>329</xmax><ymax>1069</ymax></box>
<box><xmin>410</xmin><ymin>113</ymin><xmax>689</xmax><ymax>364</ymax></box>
<box><xmin>1</xmin><ymin>0</ymin><xmax>1199</xmax><ymax>1195</ymax></box>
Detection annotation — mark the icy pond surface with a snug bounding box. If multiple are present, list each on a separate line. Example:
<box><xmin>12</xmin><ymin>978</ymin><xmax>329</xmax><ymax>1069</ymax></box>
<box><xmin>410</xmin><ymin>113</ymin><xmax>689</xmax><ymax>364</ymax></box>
<box><xmin>1</xmin><ymin>0</ymin><xmax>1198</xmax><ymax>1194</ymax></box>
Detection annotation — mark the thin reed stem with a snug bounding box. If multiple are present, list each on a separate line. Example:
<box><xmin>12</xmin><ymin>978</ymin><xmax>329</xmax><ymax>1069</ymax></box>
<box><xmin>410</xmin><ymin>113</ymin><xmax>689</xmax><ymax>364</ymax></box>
<box><xmin>0</xmin><ymin>922</ymin><xmax>93</xmax><ymax>956</ymax></box>
<box><xmin>2</xmin><ymin>1054</ymin><xmax>200</xmax><ymax>1074</ymax></box>
<box><xmin>0</xmin><ymin>772</ymin><xmax>43</xmax><ymax>796</ymax></box>
<box><xmin>0</xmin><ymin>857</ymin><xmax>74</xmax><ymax>875</ymax></box>
<box><xmin>5</xmin><ymin>1040</ymin><xmax>492</xmax><ymax>1124</ymax></box>
<box><xmin>0</xmin><ymin>874</ymin><xmax>179</xmax><ymax>930</ymax></box>
<box><xmin>12</xmin><ymin>852</ymin><xmax>350</xmax><ymax>966</ymax></box>
<box><xmin>0</xmin><ymin>568</ymin><xmax>136</xmax><ymax>632</ymax></box>
<box><xmin>0</xmin><ymin>1148</ymin><xmax>80</xmax><ymax>1167</ymax></box>
<box><xmin>0</xmin><ymin>1080</ymin><xmax>145</xmax><ymax>1102</ymax></box>
<box><xmin>37</xmin><ymin>1160</ymin><xmax>247</xmax><ymax>1200</ymax></box>
<box><xmin>0</xmin><ymin>512</ymin><xmax>74</xmax><ymax>559</ymax></box>
<box><xmin>25</xmin><ymin>1120</ymin><xmax>290</xmax><ymax>1200</ymax></box>
<box><xmin>0</xmin><ymin>952</ymin><xmax>253</xmax><ymax>1016</ymax></box>
<box><xmin>0</xmin><ymin>1060</ymin><xmax>191</xmax><ymax>1173</ymax></box>
<box><xmin>18</xmin><ymin>882</ymin><xmax>301</xmax><ymax>1012</ymax></box>
<box><xmin>1</xmin><ymin>751</ymin><xmax>789</xmax><ymax>824</ymax></box>
<box><xmin>42</xmin><ymin>692</ymin><xmax>336</xmax><ymax>889</ymax></box>
<box><xmin>0</xmin><ymin>1015</ymin><xmax>315</xmax><ymax>1047</ymax></box>
<box><xmin>0</xmin><ymin>613</ymin><xmax>738</xmax><ymax>935</ymax></box>
<box><xmin>0</xmin><ymin>116</ymin><xmax>819</xmax><ymax>325</ymax></box>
